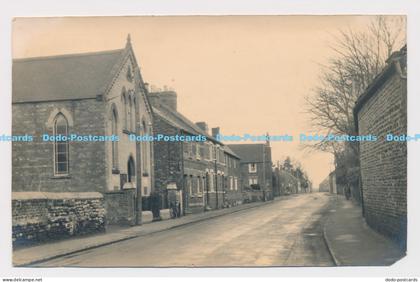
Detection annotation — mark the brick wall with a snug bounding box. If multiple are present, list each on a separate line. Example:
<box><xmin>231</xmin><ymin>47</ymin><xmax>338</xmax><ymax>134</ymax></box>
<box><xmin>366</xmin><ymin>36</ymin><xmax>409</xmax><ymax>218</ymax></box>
<box><xmin>152</xmin><ymin>113</ymin><xmax>183</xmax><ymax>208</ymax></box>
<box><xmin>357</xmin><ymin>67</ymin><xmax>407</xmax><ymax>250</ymax></box>
<box><xmin>224</xmin><ymin>155</ymin><xmax>242</xmax><ymax>206</ymax></box>
<box><xmin>12</xmin><ymin>192</ymin><xmax>105</xmax><ymax>246</ymax></box>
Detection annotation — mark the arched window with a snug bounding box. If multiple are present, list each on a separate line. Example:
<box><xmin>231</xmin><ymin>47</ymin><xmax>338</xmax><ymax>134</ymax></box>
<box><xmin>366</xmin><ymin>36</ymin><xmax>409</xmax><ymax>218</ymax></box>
<box><xmin>141</xmin><ymin>120</ymin><xmax>148</xmax><ymax>173</ymax></box>
<box><xmin>128</xmin><ymin>96</ymin><xmax>133</xmax><ymax>132</ymax></box>
<box><xmin>111</xmin><ymin>108</ymin><xmax>119</xmax><ymax>170</ymax></box>
<box><xmin>54</xmin><ymin>113</ymin><xmax>69</xmax><ymax>175</ymax></box>
<box><xmin>127</xmin><ymin>156</ymin><xmax>135</xmax><ymax>183</ymax></box>
<box><xmin>122</xmin><ymin>90</ymin><xmax>128</xmax><ymax>130</ymax></box>
<box><xmin>131</xmin><ymin>95</ymin><xmax>136</xmax><ymax>132</ymax></box>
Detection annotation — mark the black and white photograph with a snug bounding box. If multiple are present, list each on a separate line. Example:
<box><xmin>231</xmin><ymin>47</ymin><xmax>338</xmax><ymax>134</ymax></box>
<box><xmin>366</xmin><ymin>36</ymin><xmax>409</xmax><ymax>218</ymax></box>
<box><xmin>1</xmin><ymin>2</ymin><xmax>420</xmax><ymax>281</ymax></box>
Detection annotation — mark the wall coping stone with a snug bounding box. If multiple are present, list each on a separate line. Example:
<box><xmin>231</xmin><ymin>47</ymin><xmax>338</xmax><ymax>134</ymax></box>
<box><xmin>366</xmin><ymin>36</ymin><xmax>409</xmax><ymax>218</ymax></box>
<box><xmin>12</xmin><ymin>192</ymin><xmax>103</xmax><ymax>201</ymax></box>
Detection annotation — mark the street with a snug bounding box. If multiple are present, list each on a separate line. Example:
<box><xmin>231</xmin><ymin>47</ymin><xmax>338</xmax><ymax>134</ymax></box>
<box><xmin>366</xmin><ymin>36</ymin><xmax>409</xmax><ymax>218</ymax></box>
<box><xmin>36</xmin><ymin>193</ymin><xmax>335</xmax><ymax>267</ymax></box>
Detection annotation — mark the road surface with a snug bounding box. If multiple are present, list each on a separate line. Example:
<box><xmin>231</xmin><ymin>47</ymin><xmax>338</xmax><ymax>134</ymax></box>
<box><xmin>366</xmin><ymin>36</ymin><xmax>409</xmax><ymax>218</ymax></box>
<box><xmin>36</xmin><ymin>193</ymin><xmax>334</xmax><ymax>267</ymax></box>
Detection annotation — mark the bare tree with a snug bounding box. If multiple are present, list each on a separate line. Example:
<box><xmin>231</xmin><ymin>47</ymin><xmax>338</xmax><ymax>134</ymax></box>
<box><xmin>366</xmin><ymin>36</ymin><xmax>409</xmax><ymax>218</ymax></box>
<box><xmin>305</xmin><ymin>16</ymin><xmax>406</xmax><ymax>155</ymax></box>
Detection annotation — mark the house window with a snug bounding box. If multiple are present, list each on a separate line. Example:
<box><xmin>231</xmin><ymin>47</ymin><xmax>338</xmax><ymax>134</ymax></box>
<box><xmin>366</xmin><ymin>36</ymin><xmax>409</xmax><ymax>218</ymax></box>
<box><xmin>249</xmin><ymin>163</ymin><xmax>257</xmax><ymax>173</ymax></box>
<box><xmin>192</xmin><ymin>142</ymin><xmax>197</xmax><ymax>159</ymax></box>
<box><xmin>209</xmin><ymin>172</ymin><xmax>214</xmax><ymax>191</ymax></box>
<box><xmin>234</xmin><ymin>177</ymin><xmax>238</xmax><ymax>190</ymax></box>
<box><xmin>111</xmin><ymin>108</ymin><xmax>119</xmax><ymax>170</ymax></box>
<box><xmin>54</xmin><ymin>113</ymin><xmax>69</xmax><ymax>175</ymax></box>
<box><xmin>196</xmin><ymin>143</ymin><xmax>201</xmax><ymax>160</ymax></box>
<box><xmin>206</xmin><ymin>143</ymin><xmax>211</xmax><ymax>160</ymax></box>
<box><xmin>212</xmin><ymin>145</ymin><xmax>217</xmax><ymax>161</ymax></box>
<box><xmin>183</xmin><ymin>141</ymin><xmax>189</xmax><ymax>157</ymax></box>
<box><xmin>197</xmin><ymin>176</ymin><xmax>201</xmax><ymax>194</ymax></box>
<box><xmin>188</xmin><ymin>176</ymin><xmax>193</xmax><ymax>195</ymax></box>
<box><xmin>127</xmin><ymin>156</ymin><xmax>135</xmax><ymax>183</ymax></box>
<box><xmin>249</xmin><ymin>177</ymin><xmax>258</xmax><ymax>185</ymax></box>
<box><xmin>230</xmin><ymin>176</ymin><xmax>233</xmax><ymax>190</ymax></box>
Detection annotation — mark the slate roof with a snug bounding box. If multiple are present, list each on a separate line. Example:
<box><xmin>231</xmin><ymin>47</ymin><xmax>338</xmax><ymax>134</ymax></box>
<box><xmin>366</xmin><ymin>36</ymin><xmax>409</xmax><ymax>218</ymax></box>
<box><xmin>152</xmin><ymin>104</ymin><xmax>218</xmax><ymax>141</ymax></box>
<box><xmin>152</xmin><ymin>104</ymin><xmax>240</xmax><ymax>159</ymax></box>
<box><xmin>223</xmin><ymin>145</ymin><xmax>240</xmax><ymax>159</ymax></box>
<box><xmin>228</xmin><ymin>144</ymin><xmax>266</xmax><ymax>163</ymax></box>
<box><xmin>12</xmin><ymin>48</ymin><xmax>126</xmax><ymax>103</ymax></box>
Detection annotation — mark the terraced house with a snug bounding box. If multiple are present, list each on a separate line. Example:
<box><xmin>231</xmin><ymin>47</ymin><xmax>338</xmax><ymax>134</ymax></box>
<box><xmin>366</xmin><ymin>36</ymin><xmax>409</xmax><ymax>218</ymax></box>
<box><xmin>149</xmin><ymin>91</ymin><xmax>242</xmax><ymax>214</ymax></box>
<box><xmin>228</xmin><ymin>142</ymin><xmax>273</xmax><ymax>202</ymax></box>
<box><xmin>11</xmin><ymin>36</ymin><xmax>154</xmax><ymax>244</ymax></box>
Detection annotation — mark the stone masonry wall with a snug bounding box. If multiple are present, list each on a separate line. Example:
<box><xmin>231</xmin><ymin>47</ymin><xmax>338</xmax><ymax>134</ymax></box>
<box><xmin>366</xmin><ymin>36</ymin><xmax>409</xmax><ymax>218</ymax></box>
<box><xmin>12</xmin><ymin>99</ymin><xmax>107</xmax><ymax>193</ymax></box>
<box><xmin>357</xmin><ymin>72</ymin><xmax>407</xmax><ymax>250</ymax></box>
<box><xmin>104</xmin><ymin>188</ymin><xmax>136</xmax><ymax>225</ymax></box>
<box><xmin>12</xmin><ymin>192</ymin><xmax>105</xmax><ymax>246</ymax></box>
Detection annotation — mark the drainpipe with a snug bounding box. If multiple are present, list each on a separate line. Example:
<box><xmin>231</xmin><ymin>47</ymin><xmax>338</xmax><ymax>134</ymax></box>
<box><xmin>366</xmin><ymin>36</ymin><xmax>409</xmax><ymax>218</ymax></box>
<box><xmin>214</xmin><ymin>146</ymin><xmax>218</xmax><ymax>209</ymax></box>
<box><xmin>180</xmin><ymin>130</ymin><xmax>186</xmax><ymax>216</ymax></box>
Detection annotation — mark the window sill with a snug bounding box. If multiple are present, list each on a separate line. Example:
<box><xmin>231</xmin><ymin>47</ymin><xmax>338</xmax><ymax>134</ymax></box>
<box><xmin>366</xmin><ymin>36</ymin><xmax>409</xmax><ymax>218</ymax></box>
<box><xmin>123</xmin><ymin>129</ymin><xmax>135</xmax><ymax>135</ymax></box>
<box><xmin>112</xmin><ymin>169</ymin><xmax>120</xmax><ymax>175</ymax></box>
<box><xmin>51</xmin><ymin>175</ymin><xmax>71</xmax><ymax>179</ymax></box>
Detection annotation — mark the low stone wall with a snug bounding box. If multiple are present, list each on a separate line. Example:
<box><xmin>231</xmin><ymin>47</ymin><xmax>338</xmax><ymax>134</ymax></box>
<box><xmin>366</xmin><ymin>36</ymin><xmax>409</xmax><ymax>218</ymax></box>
<box><xmin>243</xmin><ymin>190</ymin><xmax>263</xmax><ymax>203</ymax></box>
<box><xmin>12</xmin><ymin>192</ymin><xmax>105</xmax><ymax>246</ymax></box>
<box><xmin>104</xmin><ymin>188</ymin><xmax>136</xmax><ymax>226</ymax></box>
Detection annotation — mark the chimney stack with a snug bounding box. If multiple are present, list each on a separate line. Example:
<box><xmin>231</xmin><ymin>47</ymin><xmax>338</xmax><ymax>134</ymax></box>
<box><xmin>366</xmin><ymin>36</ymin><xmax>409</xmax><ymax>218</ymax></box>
<box><xmin>195</xmin><ymin>122</ymin><xmax>208</xmax><ymax>134</ymax></box>
<box><xmin>148</xmin><ymin>90</ymin><xmax>177</xmax><ymax>111</ymax></box>
<box><xmin>211</xmin><ymin>127</ymin><xmax>220</xmax><ymax>138</ymax></box>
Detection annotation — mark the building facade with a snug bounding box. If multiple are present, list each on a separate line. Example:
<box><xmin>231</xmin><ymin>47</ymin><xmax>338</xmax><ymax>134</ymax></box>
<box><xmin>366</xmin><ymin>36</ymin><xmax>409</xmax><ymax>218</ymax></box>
<box><xmin>149</xmin><ymin>91</ymin><xmax>240</xmax><ymax>214</ymax></box>
<box><xmin>228</xmin><ymin>143</ymin><xmax>273</xmax><ymax>202</ymax></box>
<box><xmin>354</xmin><ymin>45</ymin><xmax>407</xmax><ymax>251</ymax></box>
<box><xmin>12</xmin><ymin>36</ymin><xmax>154</xmax><ymax>234</ymax></box>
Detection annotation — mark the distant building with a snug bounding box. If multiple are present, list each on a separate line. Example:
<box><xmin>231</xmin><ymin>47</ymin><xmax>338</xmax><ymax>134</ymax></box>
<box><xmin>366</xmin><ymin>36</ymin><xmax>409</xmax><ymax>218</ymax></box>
<box><xmin>354</xmin><ymin>45</ymin><xmax>407</xmax><ymax>251</ymax></box>
<box><xmin>318</xmin><ymin>176</ymin><xmax>330</xmax><ymax>192</ymax></box>
<box><xmin>329</xmin><ymin>171</ymin><xmax>337</xmax><ymax>194</ymax></box>
<box><xmin>272</xmin><ymin>166</ymin><xmax>299</xmax><ymax>196</ymax></box>
<box><xmin>228</xmin><ymin>143</ymin><xmax>273</xmax><ymax>201</ymax></box>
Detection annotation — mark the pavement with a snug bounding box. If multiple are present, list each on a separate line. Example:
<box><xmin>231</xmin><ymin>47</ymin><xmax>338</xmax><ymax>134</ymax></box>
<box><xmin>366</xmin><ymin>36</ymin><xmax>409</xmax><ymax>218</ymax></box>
<box><xmin>13</xmin><ymin>199</ymin><xmax>273</xmax><ymax>267</ymax></box>
<box><xmin>33</xmin><ymin>193</ymin><xmax>333</xmax><ymax>267</ymax></box>
<box><xmin>13</xmin><ymin>193</ymin><xmax>405</xmax><ymax>267</ymax></box>
<box><xmin>323</xmin><ymin>194</ymin><xmax>406</xmax><ymax>266</ymax></box>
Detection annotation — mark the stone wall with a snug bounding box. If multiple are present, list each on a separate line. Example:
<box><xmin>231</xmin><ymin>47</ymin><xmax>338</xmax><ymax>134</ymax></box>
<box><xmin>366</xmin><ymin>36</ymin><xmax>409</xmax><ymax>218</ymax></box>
<box><xmin>12</xmin><ymin>192</ymin><xmax>105</xmax><ymax>246</ymax></box>
<box><xmin>356</xmin><ymin>56</ymin><xmax>407</xmax><ymax>250</ymax></box>
<box><xmin>12</xmin><ymin>99</ymin><xmax>107</xmax><ymax>193</ymax></box>
<box><xmin>104</xmin><ymin>189</ymin><xmax>136</xmax><ymax>225</ymax></box>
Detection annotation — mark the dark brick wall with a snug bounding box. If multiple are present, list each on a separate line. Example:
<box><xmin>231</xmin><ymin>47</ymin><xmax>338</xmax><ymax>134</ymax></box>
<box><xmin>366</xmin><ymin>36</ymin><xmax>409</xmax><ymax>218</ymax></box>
<box><xmin>239</xmin><ymin>153</ymin><xmax>273</xmax><ymax>200</ymax></box>
<box><xmin>12</xmin><ymin>99</ymin><xmax>107</xmax><ymax>193</ymax></box>
<box><xmin>152</xmin><ymin>111</ymin><xmax>238</xmax><ymax>213</ymax></box>
<box><xmin>152</xmin><ymin>112</ymin><xmax>183</xmax><ymax>208</ymax></box>
<box><xmin>224</xmin><ymin>155</ymin><xmax>242</xmax><ymax>206</ymax></box>
<box><xmin>357</xmin><ymin>71</ymin><xmax>407</xmax><ymax>250</ymax></box>
<box><xmin>12</xmin><ymin>192</ymin><xmax>105</xmax><ymax>246</ymax></box>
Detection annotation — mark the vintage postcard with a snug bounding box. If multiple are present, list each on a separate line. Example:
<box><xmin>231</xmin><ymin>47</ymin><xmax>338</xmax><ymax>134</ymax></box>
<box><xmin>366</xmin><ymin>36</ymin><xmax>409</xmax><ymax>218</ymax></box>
<box><xmin>10</xmin><ymin>15</ymin><xmax>407</xmax><ymax>268</ymax></box>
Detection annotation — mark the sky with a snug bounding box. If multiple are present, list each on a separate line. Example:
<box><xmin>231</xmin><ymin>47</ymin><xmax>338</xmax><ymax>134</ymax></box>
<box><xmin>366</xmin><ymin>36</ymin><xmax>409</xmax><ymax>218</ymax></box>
<box><xmin>12</xmin><ymin>16</ymin><xmax>381</xmax><ymax>187</ymax></box>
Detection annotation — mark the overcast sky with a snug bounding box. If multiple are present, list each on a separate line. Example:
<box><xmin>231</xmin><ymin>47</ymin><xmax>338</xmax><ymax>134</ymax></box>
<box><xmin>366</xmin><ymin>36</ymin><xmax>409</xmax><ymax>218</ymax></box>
<box><xmin>13</xmin><ymin>16</ymin><xmax>382</xmax><ymax>186</ymax></box>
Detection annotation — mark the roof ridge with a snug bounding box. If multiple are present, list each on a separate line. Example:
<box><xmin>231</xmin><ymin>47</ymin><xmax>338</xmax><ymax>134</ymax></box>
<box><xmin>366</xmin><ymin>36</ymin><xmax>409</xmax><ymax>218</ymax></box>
<box><xmin>13</xmin><ymin>48</ymin><xmax>125</xmax><ymax>63</ymax></box>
